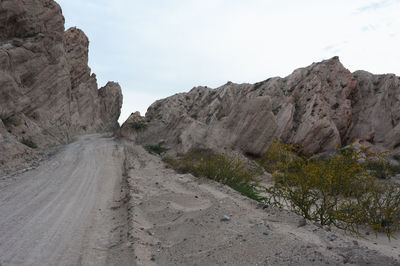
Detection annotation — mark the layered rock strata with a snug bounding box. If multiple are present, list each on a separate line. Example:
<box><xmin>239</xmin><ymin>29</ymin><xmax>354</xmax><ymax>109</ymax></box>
<box><xmin>121</xmin><ymin>57</ymin><xmax>400</xmax><ymax>157</ymax></box>
<box><xmin>0</xmin><ymin>0</ymin><xmax>122</xmax><ymax>172</ymax></box>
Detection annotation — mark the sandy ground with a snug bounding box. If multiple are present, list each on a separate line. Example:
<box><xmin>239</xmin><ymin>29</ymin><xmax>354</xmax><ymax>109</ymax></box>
<box><xmin>1</xmin><ymin>135</ymin><xmax>399</xmax><ymax>265</ymax></box>
<box><xmin>123</xmin><ymin>141</ymin><xmax>400</xmax><ymax>266</ymax></box>
<box><xmin>0</xmin><ymin>134</ymin><xmax>134</xmax><ymax>266</ymax></box>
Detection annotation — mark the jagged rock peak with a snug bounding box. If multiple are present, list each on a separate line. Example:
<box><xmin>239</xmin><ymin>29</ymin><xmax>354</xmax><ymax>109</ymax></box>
<box><xmin>0</xmin><ymin>0</ymin><xmax>123</xmax><ymax>174</ymax></box>
<box><xmin>121</xmin><ymin>57</ymin><xmax>400</xmax><ymax>157</ymax></box>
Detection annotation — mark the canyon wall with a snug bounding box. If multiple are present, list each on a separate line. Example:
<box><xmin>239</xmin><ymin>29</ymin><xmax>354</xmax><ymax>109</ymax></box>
<box><xmin>0</xmin><ymin>0</ymin><xmax>122</xmax><ymax>172</ymax></box>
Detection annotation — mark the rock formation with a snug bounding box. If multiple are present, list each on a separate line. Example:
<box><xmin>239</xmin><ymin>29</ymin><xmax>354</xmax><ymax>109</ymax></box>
<box><xmin>0</xmin><ymin>0</ymin><xmax>122</xmax><ymax>173</ymax></box>
<box><xmin>120</xmin><ymin>57</ymin><xmax>400</xmax><ymax>157</ymax></box>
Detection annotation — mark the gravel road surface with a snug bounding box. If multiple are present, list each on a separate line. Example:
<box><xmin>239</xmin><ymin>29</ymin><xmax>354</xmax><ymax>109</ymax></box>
<box><xmin>0</xmin><ymin>134</ymin><xmax>134</xmax><ymax>266</ymax></box>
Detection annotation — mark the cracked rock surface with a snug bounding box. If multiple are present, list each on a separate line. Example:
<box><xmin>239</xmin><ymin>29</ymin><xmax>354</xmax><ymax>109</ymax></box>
<box><xmin>0</xmin><ymin>0</ymin><xmax>122</xmax><ymax>175</ymax></box>
<box><xmin>123</xmin><ymin>57</ymin><xmax>400</xmax><ymax>158</ymax></box>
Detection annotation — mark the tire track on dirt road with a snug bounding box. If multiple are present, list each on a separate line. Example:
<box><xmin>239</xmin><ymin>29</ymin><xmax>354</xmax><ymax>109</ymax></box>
<box><xmin>0</xmin><ymin>134</ymin><xmax>134</xmax><ymax>266</ymax></box>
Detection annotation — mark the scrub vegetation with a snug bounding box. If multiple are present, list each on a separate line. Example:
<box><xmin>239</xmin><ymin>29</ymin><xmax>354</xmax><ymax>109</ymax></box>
<box><xmin>21</xmin><ymin>138</ymin><xmax>38</xmax><ymax>149</ymax></box>
<box><xmin>260</xmin><ymin>140</ymin><xmax>400</xmax><ymax>239</ymax></box>
<box><xmin>129</xmin><ymin>120</ymin><xmax>148</xmax><ymax>130</ymax></box>
<box><xmin>163</xmin><ymin>148</ymin><xmax>263</xmax><ymax>201</ymax></box>
<box><xmin>163</xmin><ymin>140</ymin><xmax>400</xmax><ymax>240</ymax></box>
<box><xmin>144</xmin><ymin>144</ymin><xmax>167</xmax><ymax>155</ymax></box>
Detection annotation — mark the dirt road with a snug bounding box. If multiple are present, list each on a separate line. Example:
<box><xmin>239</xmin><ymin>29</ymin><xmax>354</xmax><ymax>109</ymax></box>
<box><xmin>1</xmin><ymin>135</ymin><xmax>399</xmax><ymax>265</ymax></box>
<box><xmin>0</xmin><ymin>134</ymin><xmax>134</xmax><ymax>266</ymax></box>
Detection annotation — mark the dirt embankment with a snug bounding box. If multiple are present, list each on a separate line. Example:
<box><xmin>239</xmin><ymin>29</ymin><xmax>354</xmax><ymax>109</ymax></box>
<box><xmin>122</xmin><ymin>141</ymin><xmax>400</xmax><ymax>266</ymax></box>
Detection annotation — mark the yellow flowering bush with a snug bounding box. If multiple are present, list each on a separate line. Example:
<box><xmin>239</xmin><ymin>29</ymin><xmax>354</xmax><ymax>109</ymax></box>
<box><xmin>260</xmin><ymin>140</ymin><xmax>400</xmax><ymax>239</ymax></box>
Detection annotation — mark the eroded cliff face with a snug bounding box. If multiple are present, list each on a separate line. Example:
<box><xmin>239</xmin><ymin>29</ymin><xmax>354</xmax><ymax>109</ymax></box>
<box><xmin>0</xmin><ymin>0</ymin><xmax>122</xmax><ymax>172</ymax></box>
<box><xmin>120</xmin><ymin>57</ymin><xmax>400</xmax><ymax>157</ymax></box>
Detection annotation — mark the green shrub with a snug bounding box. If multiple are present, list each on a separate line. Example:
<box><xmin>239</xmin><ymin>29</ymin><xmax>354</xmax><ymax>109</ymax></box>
<box><xmin>365</xmin><ymin>161</ymin><xmax>391</xmax><ymax>179</ymax></box>
<box><xmin>392</xmin><ymin>154</ymin><xmax>400</xmax><ymax>161</ymax></box>
<box><xmin>363</xmin><ymin>152</ymin><xmax>400</xmax><ymax>179</ymax></box>
<box><xmin>331</xmin><ymin>103</ymin><xmax>340</xmax><ymax>110</ymax></box>
<box><xmin>21</xmin><ymin>138</ymin><xmax>37</xmax><ymax>149</ymax></box>
<box><xmin>163</xmin><ymin>148</ymin><xmax>263</xmax><ymax>201</ymax></box>
<box><xmin>335</xmin><ymin>181</ymin><xmax>400</xmax><ymax>240</ymax></box>
<box><xmin>272</xmin><ymin>106</ymin><xmax>281</xmax><ymax>115</ymax></box>
<box><xmin>387</xmin><ymin>163</ymin><xmax>400</xmax><ymax>177</ymax></box>
<box><xmin>260</xmin><ymin>140</ymin><xmax>400</xmax><ymax>239</ymax></box>
<box><xmin>361</xmin><ymin>183</ymin><xmax>400</xmax><ymax>239</ymax></box>
<box><xmin>144</xmin><ymin>144</ymin><xmax>167</xmax><ymax>155</ymax></box>
<box><xmin>0</xmin><ymin>115</ymin><xmax>17</xmax><ymax>127</ymax></box>
<box><xmin>129</xmin><ymin>120</ymin><xmax>148</xmax><ymax>130</ymax></box>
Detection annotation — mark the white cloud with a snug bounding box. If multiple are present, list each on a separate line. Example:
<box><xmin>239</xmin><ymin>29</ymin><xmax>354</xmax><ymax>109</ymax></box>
<box><xmin>57</xmin><ymin>0</ymin><xmax>400</xmax><ymax>123</ymax></box>
<box><xmin>356</xmin><ymin>0</ymin><xmax>396</xmax><ymax>12</ymax></box>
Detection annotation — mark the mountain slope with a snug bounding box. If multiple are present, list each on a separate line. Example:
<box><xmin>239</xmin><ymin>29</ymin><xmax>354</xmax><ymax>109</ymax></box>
<box><xmin>121</xmin><ymin>57</ymin><xmax>400</xmax><ymax>157</ymax></box>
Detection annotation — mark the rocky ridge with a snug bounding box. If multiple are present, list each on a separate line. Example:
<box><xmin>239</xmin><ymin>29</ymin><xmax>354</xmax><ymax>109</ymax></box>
<box><xmin>120</xmin><ymin>57</ymin><xmax>400</xmax><ymax>157</ymax></box>
<box><xmin>0</xmin><ymin>0</ymin><xmax>122</xmax><ymax>173</ymax></box>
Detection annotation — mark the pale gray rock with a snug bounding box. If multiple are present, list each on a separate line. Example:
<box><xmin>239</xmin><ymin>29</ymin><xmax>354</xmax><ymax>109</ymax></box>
<box><xmin>116</xmin><ymin>111</ymin><xmax>144</xmax><ymax>142</ymax></box>
<box><xmin>98</xmin><ymin>82</ymin><xmax>123</xmax><ymax>132</ymax></box>
<box><xmin>0</xmin><ymin>0</ymin><xmax>122</xmax><ymax>174</ymax></box>
<box><xmin>122</xmin><ymin>56</ymin><xmax>400</xmax><ymax>156</ymax></box>
<box><xmin>0</xmin><ymin>119</ymin><xmax>39</xmax><ymax>173</ymax></box>
<box><xmin>347</xmin><ymin>71</ymin><xmax>400</xmax><ymax>149</ymax></box>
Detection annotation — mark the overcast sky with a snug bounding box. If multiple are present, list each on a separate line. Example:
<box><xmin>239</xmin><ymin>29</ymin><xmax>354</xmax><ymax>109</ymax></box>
<box><xmin>57</xmin><ymin>0</ymin><xmax>400</xmax><ymax>123</ymax></box>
